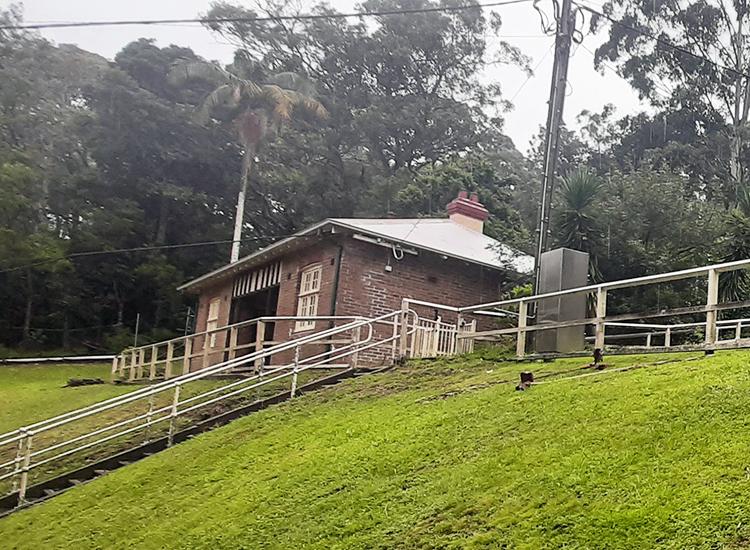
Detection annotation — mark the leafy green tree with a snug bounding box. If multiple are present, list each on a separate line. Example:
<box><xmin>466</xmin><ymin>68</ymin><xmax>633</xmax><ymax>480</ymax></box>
<box><xmin>204</xmin><ymin>0</ymin><xmax>531</xmax><ymax>219</ymax></box>
<box><xmin>592</xmin><ymin>0</ymin><xmax>750</xmax><ymax>204</ymax></box>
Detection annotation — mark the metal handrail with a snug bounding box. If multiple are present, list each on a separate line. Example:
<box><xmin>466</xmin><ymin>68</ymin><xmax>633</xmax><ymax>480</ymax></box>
<box><xmin>114</xmin><ymin>314</ymin><xmax>376</xmax><ymax>382</ymax></box>
<box><xmin>0</xmin><ymin>309</ymin><xmax>421</xmax><ymax>504</ymax></box>
<box><xmin>125</xmin><ymin>314</ymin><xmax>367</xmax><ymax>351</ymax></box>
<box><xmin>0</xmin><ymin>317</ymin><xmax>368</xmax><ymax>445</ymax></box>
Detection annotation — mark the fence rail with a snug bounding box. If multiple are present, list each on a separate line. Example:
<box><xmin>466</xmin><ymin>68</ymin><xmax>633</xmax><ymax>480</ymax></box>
<box><xmin>7</xmin><ymin>257</ymin><xmax>750</xmax><ymax>511</ymax></box>
<box><xmin>1</xmin><ymin>309</ymin><xmax>426</xmax><ymax>507</ymax></box>
<box><xmin>112</xmin><ymin>315</ymin><xmax>368</xmax><ymax>382</ymax></box>
<box><xmin>404</xmin><ymin>257</ymin><xmax>750</xmax><ymax>359</ymax></box>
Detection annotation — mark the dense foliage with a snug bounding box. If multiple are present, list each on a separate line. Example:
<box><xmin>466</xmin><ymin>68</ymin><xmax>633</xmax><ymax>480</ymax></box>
<box><xmin>0</xmin><ymin>1</ymin><xmax>532</xmax><ymax>352</ymax></box>
<box><xmin>1</xmin><ymin>0</ymin><xmax>748</xmax><ymax>352</ymax></box>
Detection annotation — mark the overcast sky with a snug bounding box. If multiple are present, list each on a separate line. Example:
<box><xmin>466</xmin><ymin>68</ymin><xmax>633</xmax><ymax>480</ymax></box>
<box><xmin>12</xmin><ymin>0</ymin><xmax>650</xmax><ymax>153</ymax></box>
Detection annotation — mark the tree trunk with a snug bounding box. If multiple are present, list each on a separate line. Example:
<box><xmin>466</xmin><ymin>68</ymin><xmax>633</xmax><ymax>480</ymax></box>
<box><xmin>731</xmin><ymin>9</ymin><xmax>746</xmax><ymax>203</ymax></box>
<box><xmin>730</xmin><ymin>133</ymin><xmax>742</xmax><ymax>198</ymax></box>
<box><xmin>113</xmin><ymin>280</ymin><xmax>124</xmax><ymax>327</ymax></box>
<box><xmin>230</xmin><ymin>144</ymin><xmax>255</xmax><ymax>263</ymax></box>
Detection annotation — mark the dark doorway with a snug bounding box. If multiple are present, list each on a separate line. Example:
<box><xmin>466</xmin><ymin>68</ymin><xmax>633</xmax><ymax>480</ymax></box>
<box><xmin>228</xmin><ymin>286</ymin><xmax>279</xmax><ymax>359</ymax></box>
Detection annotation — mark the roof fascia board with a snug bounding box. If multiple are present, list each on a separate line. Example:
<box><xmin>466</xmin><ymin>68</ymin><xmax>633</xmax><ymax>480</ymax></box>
<box><xmin>177</xmin><ymin>219</ymin><xmax>334</xmax><ymax>292</ymax></box>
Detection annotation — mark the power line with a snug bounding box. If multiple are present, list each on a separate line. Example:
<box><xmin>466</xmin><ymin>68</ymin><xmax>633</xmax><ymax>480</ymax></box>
<box><xmin>576</xmin><ymin>2</ymin><xmax>750</xmax><ymax>81</ymax></box>
<box><xmin>509</xmin><ymin>40</ymin><xmax>555</xmax><ymax>102</ymax></box>
<box><xmin>578</xmin><ymin>41</ymin><xmax>672</xmax><ymax>100</ymax></box>
<box><xmin>1</xmin><ymin>0</ymin><xmax>533</xmax><ymax>31</ymax></box>
<box><xmin>0</xmin><ymin>234</ymin><xmax>314</xmax><ymax>274</ymax></box>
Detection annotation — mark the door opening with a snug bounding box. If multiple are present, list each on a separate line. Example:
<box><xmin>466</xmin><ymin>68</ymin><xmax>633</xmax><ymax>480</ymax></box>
<box><xmin>227</xmin><ymin>285</ymin><xmax>279</xmax><ymax>360</ymax></box>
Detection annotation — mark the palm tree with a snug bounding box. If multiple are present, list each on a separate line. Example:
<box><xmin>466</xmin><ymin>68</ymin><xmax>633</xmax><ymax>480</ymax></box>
<box><xmin>555</xmin><ymin>166</ymin><xmax>603</xmax><ymax>280</ymax></box>
<box><xmin>719</xmin><ymin>183</ymin><xmax>750</xmax><ymax>300</ymax></box>
<box><xmin>168</xmin><ymin>60</ymin><xmax>328</xmax><ymax>263</ymax></box>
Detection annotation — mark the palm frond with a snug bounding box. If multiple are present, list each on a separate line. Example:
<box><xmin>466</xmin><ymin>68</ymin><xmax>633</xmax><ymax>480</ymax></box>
<box><xmin>556</xmin><ymin>167</ymin><xmax>603</xmax><ymax>254</ymax></box>
<box><xmin>300</xmin><ymin>96</ymin><xmax>329</xmax><ymax>119</ymax></box>
<box><xmin>241</xmin><ymin>80</ymin><xmax>263</xmax><ymax>98</ymax></box>
<box><xmin>195</xmin><ymin>84</ymin><xmax>238</xmax><ymax>124</ymax></box>
<box><xmin>719</xmin><ymin>209</ymin><xmax>750</xmax><ymax>301</ymax></box>
<box><xmin>261</xmin><ymin>85</ymin><xmax>294</xmax><ymax>121</ymax></box>
<box><xmin>286</xmin><ymin>91</ymin><xmax>329</xmax><ymax>120</ymax></box>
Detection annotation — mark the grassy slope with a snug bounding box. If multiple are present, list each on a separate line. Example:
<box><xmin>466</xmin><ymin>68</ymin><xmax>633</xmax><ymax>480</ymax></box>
<box><xmin>0</xmin><ymin>363</ymin><xmax>131</xmax><ymax>434</ymax></box>
<box><xmin>2</xmin><ymin>351</ymin><xmax>750</xmax><ymax>549</ymax></box>
<box><xmin>0</xmin><ymin>363</ymin><xmax>328</xmax><ymax>491</ymax></box>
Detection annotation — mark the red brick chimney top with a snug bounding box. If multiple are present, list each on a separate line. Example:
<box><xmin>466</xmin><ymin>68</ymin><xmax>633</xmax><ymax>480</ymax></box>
<box><xmin>447</xmin><ymin>191</ymin><xmax>489</xmax><ymax>222</ymax></box>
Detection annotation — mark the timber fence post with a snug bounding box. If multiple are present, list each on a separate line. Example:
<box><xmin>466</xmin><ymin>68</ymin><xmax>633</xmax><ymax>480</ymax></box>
<box><xmin>291</xmin><ymin>345</ymin><xmax>300</xmax><ymax>398</ymax></box>
<box><xmin>594</xmin><ymin>288</ymin><xmax>608</xmax><ymax>352</ymax></box>
<box><xmin>705</xmin><ymin>268</ymin><xmax>719</xmax><ymax>348</ymax></box>
<box><xmin>399</xmin><ymin>299</ymin><xmax>410</xmax><ymax>360</ymax></box>
<box><xmin>516</xmin><ymin>300</ymin><xmax>528</xmax><ymax>358</ymax></box>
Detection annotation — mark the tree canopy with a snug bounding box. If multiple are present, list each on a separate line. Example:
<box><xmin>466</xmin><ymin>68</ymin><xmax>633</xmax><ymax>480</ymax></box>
<box><xmin>2</xmin><ymin>0</ymin><xmax>750</xmax><ymax>352</ymax></box>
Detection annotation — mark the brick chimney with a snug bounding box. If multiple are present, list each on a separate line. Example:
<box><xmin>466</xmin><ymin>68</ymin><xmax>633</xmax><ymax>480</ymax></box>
<box><xmin>447</xmin><ymin>191</ymin><xmax>489</xmax><ymax>233</ymax></box>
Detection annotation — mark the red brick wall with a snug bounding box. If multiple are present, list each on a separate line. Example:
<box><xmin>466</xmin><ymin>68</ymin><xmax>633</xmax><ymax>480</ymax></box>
<box><xmin>335</xmin><ymin>237</ymin><xmax>505</xmax><ymax>364</ymax></box>
<box><xmin>270</xmin><ymin>240</ymin><xmax>344</xmax><ymax>365</ymax></box>
<box><xmin>336</xmin><ymin>237</ymin><xmax>502</xmax><ymax>316</ymax></box>
<box><xmin>189</xmin><ymin>234</ymin><xmax>508</xmax><ymax>369</ymax></box>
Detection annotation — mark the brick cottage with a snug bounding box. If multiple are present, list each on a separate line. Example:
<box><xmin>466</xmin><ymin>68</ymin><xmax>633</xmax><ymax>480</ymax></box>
<box><xmin>178</xmin><ymin>192</ymin><xmax>533</xmax><ymax>367</ymax></box>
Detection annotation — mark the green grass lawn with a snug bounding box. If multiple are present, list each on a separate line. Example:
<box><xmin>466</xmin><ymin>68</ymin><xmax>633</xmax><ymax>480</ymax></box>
<box><xmin>0</xmin><ymin>363</ymin><xmax>130</xmax><ymax>435</ymax></box>
<box><xmin>0</xmin><ymin>362</ymin><xmax>337</xmax><ymax>492</ymax></box>
<box><xmin>2</xmin><ymin>350</ymin><xmax>750</xmax><ymax>548</ymax></box>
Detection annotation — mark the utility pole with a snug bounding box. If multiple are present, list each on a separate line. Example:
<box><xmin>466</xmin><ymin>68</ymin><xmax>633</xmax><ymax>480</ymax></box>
<box><xmin>533</xmin><ymin>0</ymin><xmax>575</xmax><ymax>293</ymax></box>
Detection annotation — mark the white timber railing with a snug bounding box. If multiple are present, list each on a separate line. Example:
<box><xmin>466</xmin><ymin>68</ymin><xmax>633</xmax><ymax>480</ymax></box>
<box><xmin>0</xmin><ymin>309</ymin><xmax>423</xmax><ymax>507</ymax></box>
<box><xmin>112</xmin><ymin>315</ymin><xmax>368</xmax><ymax>382</ymax></box>
<box><xmin>409</xmin><ymin>317</ymin><xmax>476</xmax><ymax>358</ymax></box>
<box><xmin>404</xmin><ymin>257</ymin><xmax>750</xmax><ymax>358</ymax></box>
<box><xmin>584</xmin><ymin>318</ymin><xmax>750</xmax><ymax>349</ymax></box>
<box><xmin>7</xmin><ymin>257</ymin><xmax>750</xmax><ymax>508</ymax></box>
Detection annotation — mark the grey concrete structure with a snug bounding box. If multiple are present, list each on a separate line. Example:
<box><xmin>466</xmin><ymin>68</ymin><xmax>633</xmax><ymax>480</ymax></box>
<box><xmin>536</xmin><ymin>248</ymin><xmax>589</xmax><ymax>353</ymax></box>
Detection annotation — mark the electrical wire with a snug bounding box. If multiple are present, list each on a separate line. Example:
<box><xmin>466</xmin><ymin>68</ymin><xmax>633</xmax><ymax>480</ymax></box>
<box><xmin>0</xmin><ymin>234</ymin><xmax>316</xmax><ymax>274</ymax></box>
<box><xmin>1</xmin><ymin>0</ymin><xmax>534</xmax><ymax>31</ymax></box>
<box><xmin>509</xmin><ymin>40</ymin><xmax>556</xmax><ymax>102</ymax></box>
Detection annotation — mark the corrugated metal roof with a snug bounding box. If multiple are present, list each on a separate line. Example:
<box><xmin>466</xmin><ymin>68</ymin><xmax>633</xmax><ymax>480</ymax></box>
<box><xmin>329</xmin><ymin>218</ymin><xmax>534</xmax><ymax>273</ymax></box>
<box><xmin>178</xmin><ymin>217</ymin><xmax>533</xmax><ymax>292</ymax></box>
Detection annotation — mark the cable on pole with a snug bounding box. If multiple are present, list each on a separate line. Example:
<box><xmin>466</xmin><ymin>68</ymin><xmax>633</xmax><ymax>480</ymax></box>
<box><xmin>1</xmin><ymin>0</ymin><xmax>534</xmax><ymax>31</ymax></box>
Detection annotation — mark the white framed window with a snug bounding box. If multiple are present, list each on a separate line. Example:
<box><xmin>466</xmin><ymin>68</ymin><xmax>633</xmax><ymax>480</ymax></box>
<box><xmin>295</xmin><ymin>265</ymin><xmax>322</xmax><ymax>331</ymax></box>
<box><xmin>206</xmin><ymin>298</ymin><xmax>221</xmax><ymax>348</ymax></box>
